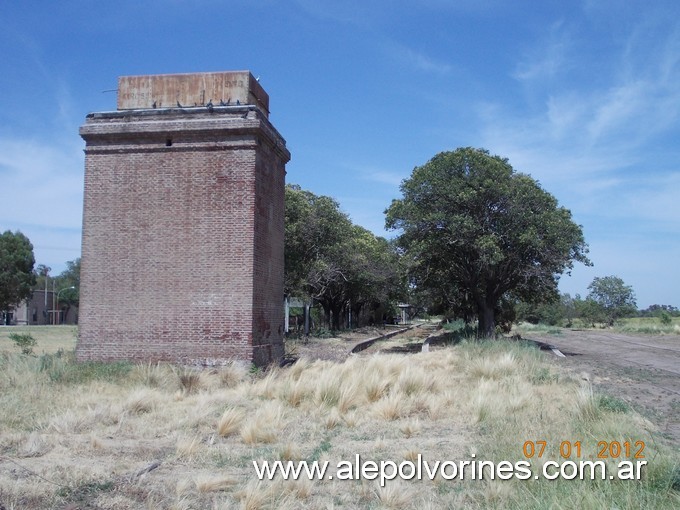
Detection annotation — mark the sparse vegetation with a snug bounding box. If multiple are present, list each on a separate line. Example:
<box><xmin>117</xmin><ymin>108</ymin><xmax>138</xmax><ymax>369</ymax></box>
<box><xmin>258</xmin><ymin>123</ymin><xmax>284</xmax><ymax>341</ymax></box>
<box><xmin>615</xmin><ymin>317</ymin><xmax>680</xmax><ymax>335</ymax></box>
<box><xmin>9</xmin><ymin>332</ymin><xmax>37</xmax><ymax>355</ymax></box>
<box><xmin>1</xmin><ymin>330</ymin><xmax>678</xmax><ymax>508</ymax></box>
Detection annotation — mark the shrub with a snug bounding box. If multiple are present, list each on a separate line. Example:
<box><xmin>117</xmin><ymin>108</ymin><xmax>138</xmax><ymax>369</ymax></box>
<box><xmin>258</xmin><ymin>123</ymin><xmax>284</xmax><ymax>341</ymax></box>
<box><xmin>597</xmin><ymin>394</ymin><xmax>630</xmax><ymax>413</ymax></box>
<box><xmin>659</xmin><ymin>311</ymin><xmax>672</xmax><ymax>326</ymax></box>
<box><xmin>9</xmin><ymin>332</ymin><xmax>37</xmax><ymax>355</ymax></box>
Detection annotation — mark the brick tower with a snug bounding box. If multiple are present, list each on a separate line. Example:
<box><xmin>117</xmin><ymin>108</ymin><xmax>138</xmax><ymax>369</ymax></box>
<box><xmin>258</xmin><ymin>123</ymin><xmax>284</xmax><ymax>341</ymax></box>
<box><xmin>77</xmin><ymin>71</ymin><xmax>290</xmax><ymax>366</ymax></box>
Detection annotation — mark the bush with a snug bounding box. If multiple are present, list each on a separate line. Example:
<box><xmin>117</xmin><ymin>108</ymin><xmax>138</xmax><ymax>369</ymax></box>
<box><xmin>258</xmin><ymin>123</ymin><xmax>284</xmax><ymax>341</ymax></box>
<box><xmin>597</xmin><ymin>394</ymin><xmax>630</xmax><ymax>413</ymax></box>
<box><xmin>659</xmin><ymin>310</ymin><xmax>672</xmax><ymax>326</ymax></box>
<box><xmin>514</xmin><ymin>300</ymin><xmax>564</xmax><ymax>326</ymax></box>
<box><xmin>9</xmin><ymin>332</ymin><xmax>37</xmax><ymax>355</ymax></box>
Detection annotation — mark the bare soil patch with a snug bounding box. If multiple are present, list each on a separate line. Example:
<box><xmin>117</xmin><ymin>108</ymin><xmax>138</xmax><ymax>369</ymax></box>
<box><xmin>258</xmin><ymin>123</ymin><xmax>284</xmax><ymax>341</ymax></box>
<box><xmin>285</xmin><ymin>326</ymin><xmax>414</xmax><ymax>362</ymax></box>
<box><xmin>523</xmin><ymin>329</ymin><xmax>680</xmax><ymax>446</ymax></box>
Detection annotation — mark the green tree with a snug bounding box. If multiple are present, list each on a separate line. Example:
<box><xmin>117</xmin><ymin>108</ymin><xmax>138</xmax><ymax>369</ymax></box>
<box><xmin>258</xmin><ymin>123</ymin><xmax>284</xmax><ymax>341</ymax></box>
<box><xmin>515</xmin><ymin>297</ymin><xmax>565</xmax><ymax>326</ymax></box>
<box><xmin>33</xmin><ymin>264</ymin><xmax>51</xmax><ymax>324</ymax></box>
<box><xmin>640</xmin><ymin>304</ymin><xmax>679</xmax><ymax>318</ymax></box>
<box><xmin>341</xmin><ymin>225</ymin><xmax>403</xmax><ymax>326</ymax></box>
<box><xmin>587</xmin><ymin>275</ymin><xmax>637</xmax><ymax>326</ymax></box>
<box><xmin>285</xmin><ymin>184</ymin><xmax>402</xmax><ymax>329</ymax></box>
<box><xmin>54</xmin><ymin>258</ymin><xmax>80</xmax><ymax>322</ymax></box>
<box><xmin>0</xmin><ymin>230</ymin><xmax>37</xmax><ymax>314</ymax></box>
<box><xmin>284</xmin><ymin>184</ymin><xmax>355</xmax><ymax>326</ymax></box>
<box><xmin>574</xmin><ymin>296</ymin><xmax>606</xmax><ymax>327</ymax></box>
<box><xmin>385</xmin><ymin>147</ymin><xmax>591</xmax><ymax>337</ymax></box>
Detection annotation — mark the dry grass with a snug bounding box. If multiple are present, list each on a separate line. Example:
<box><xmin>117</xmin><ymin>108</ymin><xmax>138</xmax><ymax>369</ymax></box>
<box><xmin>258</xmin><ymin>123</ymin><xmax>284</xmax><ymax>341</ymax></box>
<box><xmin>0</xmin><ymin>337</ymin><xmax>678</xmax><ymax>509</ymax></box>
<box><xmin>217</xmin><ymin>407</ymin><xmax>245</xmax><ymax>437</ymax></box>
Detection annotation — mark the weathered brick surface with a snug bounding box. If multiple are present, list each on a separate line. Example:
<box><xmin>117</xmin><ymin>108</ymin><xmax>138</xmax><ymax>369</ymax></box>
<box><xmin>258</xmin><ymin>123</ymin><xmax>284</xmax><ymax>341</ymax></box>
<box><xmin>77</xmin><ymin>105</ymin><xmax>289</xmax><ymax>366</ymax></box>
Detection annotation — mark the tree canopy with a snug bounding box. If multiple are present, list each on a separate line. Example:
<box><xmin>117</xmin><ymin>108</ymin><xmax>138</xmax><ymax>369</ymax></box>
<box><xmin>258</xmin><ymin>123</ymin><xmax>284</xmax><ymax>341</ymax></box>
<box><xmin>285</xmin><ymin>184</ymin><xmax>403</xmax><ymax>329</ymax></box>
<box><xmin>385</xmin><ymin>147</ymin><xmax>591</xmax><ymax>336</ymax></box>
<box><xmin>0</xmin><ymin>230</ymin><xmax>37</xmax><ymax>312</ymax></box>
<box><xmin>587</xmin><ymin>275</ymin><xmax>637</xmax><ymax>325</ymax></box>
<box><xmin>53</xmin><ymin>258</ymin><xmax>80</xmax><ymax>319</ymax></box>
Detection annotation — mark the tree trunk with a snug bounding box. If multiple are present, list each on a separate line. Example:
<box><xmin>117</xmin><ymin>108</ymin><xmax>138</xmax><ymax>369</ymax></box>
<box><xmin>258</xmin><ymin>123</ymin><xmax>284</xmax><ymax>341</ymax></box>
<box><xmin>321</xmin><ymin>304</ymin><xmax>331</xmax><ymax>329</ymax></box>
<box><xmin>477</xmin><ymin>300</ymin><xmax>496</xmax><ymax>338</ymax></box>
<box><xmin>331</xmin><ymin>304</ymin><xmax>342</xmax><ymax>330</ymax></box>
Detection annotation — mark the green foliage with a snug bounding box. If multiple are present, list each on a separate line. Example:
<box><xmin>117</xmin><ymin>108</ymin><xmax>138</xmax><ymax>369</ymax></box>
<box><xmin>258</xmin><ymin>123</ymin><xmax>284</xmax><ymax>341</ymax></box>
<box><xmin>596</xmin><ymin>394</ymin><xmax>630</xmax><ymax>413</ymax></box>
<box><xmin>38</xmin><ymin>351</ymin><xmax>133</xmax><ymax>384</ymax></box>
<box><xmin>0</xmin><ymin>230</ymin><xmax>37</xmax><ymax>312</ymax></box>
<box><xmin>613</xmin><ymin>317</ymin><xmax>679</xmax><ymax>335</ymax></box>
<box><xmin>513</xmin><ymin>322</ymin><xmax>563</xmax><ymax>335</ymax></box>
<box><xmin>312</xmin><ymin>328</ymin><xmax>335</xmax><ymax>339</ymax></box>
<box><xmin>575</xmin><ymin>297</ymin><xmax>606</xmax><ymax>327</ymax></box>
<box><xmin>385</xmin><ymin>147</ymin><xmax>590</xmax><ymax>337</ymax></box>
<box><xmin>54</xmin><ymin>258</ymin><xmax>81</xmax><ymax>308</ymax></box>
<box><xmin>530</xmin><ymin>366</ymin><xmax>559</xmax><ymax>384</ymax></box>
<box><xmin>639</xmin><ymin>304</ymin><xmax>679</xmax><ymax>318</ymax></box>
<box><xmin>285</xmin><ymin>184</ymin><xmax>404</xmax><ymax>329</ymax></box>
<box><xmin>440</xmin><ymin>319</ymin><xmax>476</xmax><ymax>343</ymax></box>
<box><xmin>659</xmin><ymin>311</ymin><xmax>673</xmax><ymax>325</ymax></box>
<box><xmin>515</xmin><ymin>298</ymin><xmax>565</xmax><ymax>326</ymax></box>
<box><xmin>9</xmin><ymin>332</ymin><xmax>37</xmax><ymax>355</ymax></box>
<box><xmin>441</xmin><ymin>318</ymin><xmax>467</xmax><ymax>332</ymax></box>
<box><xmin>587</xmin><ymin>275</ymin><xmax>637</xmax><ymax>326</ymax></box>
<box><xmin>57</xmin><ymin>480</ymin><xmax>115</xmax><ymax>501</ymax></box>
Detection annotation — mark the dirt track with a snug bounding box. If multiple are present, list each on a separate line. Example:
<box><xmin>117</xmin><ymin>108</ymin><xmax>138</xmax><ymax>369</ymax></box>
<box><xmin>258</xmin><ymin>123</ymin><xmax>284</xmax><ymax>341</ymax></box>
<box><xmin>527</xmin><ymin>329</ymin><xmax>680</xmax><ymax>447</ymax></box>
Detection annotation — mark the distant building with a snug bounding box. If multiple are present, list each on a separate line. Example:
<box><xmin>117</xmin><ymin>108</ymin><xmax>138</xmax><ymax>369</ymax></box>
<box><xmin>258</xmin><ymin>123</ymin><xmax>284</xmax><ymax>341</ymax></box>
<box><xmin>4</xmin><ymin>290</ymin><xmax>78</xmax><ymax>325</ymax></box>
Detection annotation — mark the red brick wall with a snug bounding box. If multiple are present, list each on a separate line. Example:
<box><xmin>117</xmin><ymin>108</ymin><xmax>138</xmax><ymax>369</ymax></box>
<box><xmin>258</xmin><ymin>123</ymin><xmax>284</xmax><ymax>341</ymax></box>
<box><xmin>252</xmin><ymin>139</ymin><xmax>287</xmax><ymax>365</ymax></box>
<box><xmin>77</xmin><ymin>107</ymin><xmax>289</xmax><ymax>366</ymax></box>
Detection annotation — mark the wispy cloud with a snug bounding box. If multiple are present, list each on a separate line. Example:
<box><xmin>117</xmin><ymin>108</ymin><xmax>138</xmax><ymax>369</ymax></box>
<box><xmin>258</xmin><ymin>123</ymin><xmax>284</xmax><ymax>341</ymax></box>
<box><xmin>399</xmin><ymin>45</ymin><xmax>452</xmax><ymax>74</ymax></box>
<box><xmin>478</xmin><ymin>13</ymin><xmax>680</xmax><ymax>302</ymax></box>
<box><xmin>0</xmin><ymin>138</ymin><xmax>83</xmax><ymax>230</ymax></box>
<box><xmin>513</xmin><ymin>21</ymin><xmax>571</xmax><ymax>82</ymax></box>
<box><xmin>382</xmin><ymin>41</ymin><xmax>453</xmax><ymax>75</ymax></box>
<box><xmin>0</xmin><ymin>136</ymin><xmax>84</xmax><ymax>269</ymax></box>
<box><xmin>482</xmin><ymin>20</ymin><xmax>680</xmax><ymax>175</ymax></box>
<box><xmin>292</xmin><ymin>0</ymin><xmax>383</xmax><ymax>28</ymax></box>
<box><xmin>360</xmin><ymin>169</ymin><xmax>405</xmax><ymax>187</ymax></box>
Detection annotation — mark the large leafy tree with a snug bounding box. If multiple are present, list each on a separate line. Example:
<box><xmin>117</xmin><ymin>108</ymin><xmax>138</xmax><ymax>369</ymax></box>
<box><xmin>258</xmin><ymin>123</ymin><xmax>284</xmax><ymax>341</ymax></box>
<box><xmin>587</xmin><ymin>275</ymin><xmax>636</xmax><ymax>326</ymax></box>
<box><xmin>385</xmin><ymin>147</ymin><xmax>591</xmax><ymax>337</ymax></box>
<box><xmin>0</xmin><ymin>230</ymin><xmax>37</xmax><ymax>313</ymax></box>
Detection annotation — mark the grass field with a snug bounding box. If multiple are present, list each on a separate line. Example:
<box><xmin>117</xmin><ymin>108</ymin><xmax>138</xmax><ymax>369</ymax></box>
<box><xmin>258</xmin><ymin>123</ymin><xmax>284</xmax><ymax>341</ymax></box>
<box><xmin>0</xmin><ymin>327</ymin><xmax>678</xmax><ymax>509</ymax></box>
<box><xmin>513</xmin><ymin>317</ymin><xmax>680</xmax><ymax>336</ymax></box>
<box><xmin>0</xmin><ymin>325</ymin><xmax>77</xmax><ymax>354</ymax></box>
<box><xmin>615</xmin><ymin>317</ymin><xmax>680</xmax><ymax>335</ymax></box>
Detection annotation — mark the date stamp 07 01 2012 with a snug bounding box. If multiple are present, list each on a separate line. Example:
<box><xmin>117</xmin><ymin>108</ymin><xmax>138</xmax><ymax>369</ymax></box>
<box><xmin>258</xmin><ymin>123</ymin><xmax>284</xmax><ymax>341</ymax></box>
<box><xmin>522</xmin><ymin>440</ymin><xmax>646</xmax><ymax>460</ymax></box>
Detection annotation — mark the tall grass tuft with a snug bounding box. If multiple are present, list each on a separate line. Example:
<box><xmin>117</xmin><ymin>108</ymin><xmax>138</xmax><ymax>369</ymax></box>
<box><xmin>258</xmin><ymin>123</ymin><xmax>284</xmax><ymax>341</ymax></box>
<box><xmin>240</xmin><ymin>401</ymin><xmax>285</xmax><ymax>444</ymax></box>
<box><xmin>217</xmin><ymin>407</ymin><xmax>245</xmax><ymax>437</ymax></box>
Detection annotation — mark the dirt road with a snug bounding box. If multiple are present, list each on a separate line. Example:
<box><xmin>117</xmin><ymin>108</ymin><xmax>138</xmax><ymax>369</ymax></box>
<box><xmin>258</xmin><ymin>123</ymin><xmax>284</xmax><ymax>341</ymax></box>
<box><xmin>527</xmin><ymin>329</ymin><xmax>680</xmax><ymax>446</ymax></box>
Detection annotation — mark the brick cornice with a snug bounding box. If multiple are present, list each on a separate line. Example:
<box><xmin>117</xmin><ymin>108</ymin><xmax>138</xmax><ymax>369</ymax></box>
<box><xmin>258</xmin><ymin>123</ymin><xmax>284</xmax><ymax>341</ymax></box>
<box><xmin>80</xmin><ymin>107</ymin><xmax>290</xmax><ymax>162</ymax></box>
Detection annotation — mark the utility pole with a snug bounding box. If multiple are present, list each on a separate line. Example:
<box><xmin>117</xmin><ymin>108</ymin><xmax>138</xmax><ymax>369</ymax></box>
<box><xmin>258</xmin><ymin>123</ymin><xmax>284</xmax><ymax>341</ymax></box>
<box><xmin>52</xmin><ymin>279</ymin><xmax>56</xmax><ymax>325</ymax></box>
<box><xmin>44</xmin><ymin>271</ymin><xmax>49</xmax><ymax>324</ymax></box>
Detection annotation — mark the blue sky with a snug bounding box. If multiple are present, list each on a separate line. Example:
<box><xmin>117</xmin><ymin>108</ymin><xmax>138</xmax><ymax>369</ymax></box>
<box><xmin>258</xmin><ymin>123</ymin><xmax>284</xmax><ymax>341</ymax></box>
<box><xmin>1</xmin><ymin>0</ymin><xmax>678</xmax><ymax>308</ymax></box>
